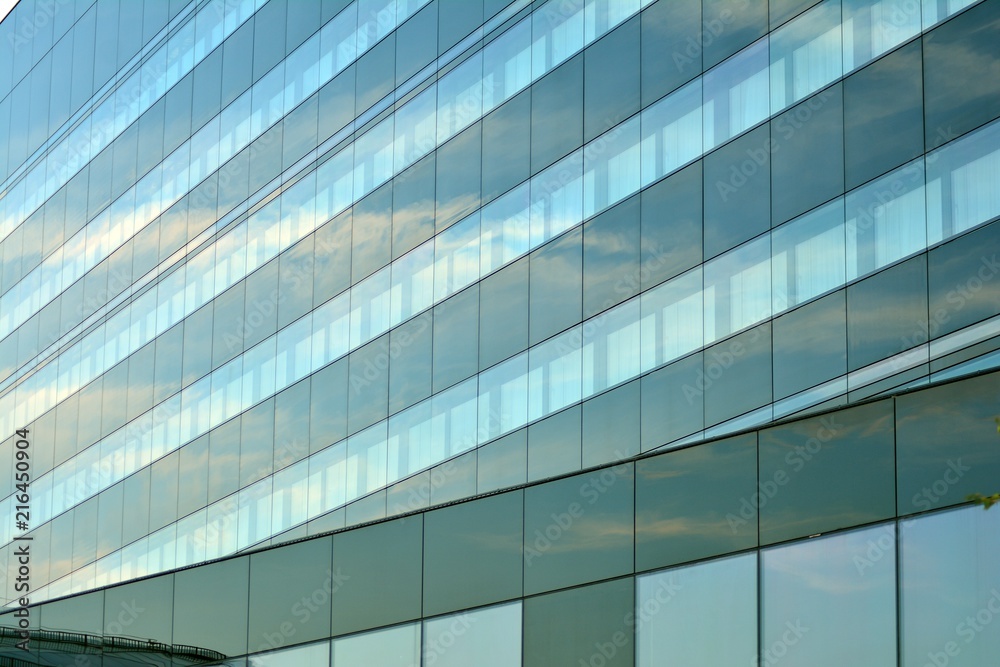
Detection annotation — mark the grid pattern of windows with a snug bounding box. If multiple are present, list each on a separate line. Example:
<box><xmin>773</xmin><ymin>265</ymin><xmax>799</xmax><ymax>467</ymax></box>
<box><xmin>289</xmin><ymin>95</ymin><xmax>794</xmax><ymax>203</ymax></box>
<box><xmin>1</xmin><ymin>0</ymin><xmax>999</xmax><ymax>658</ymax></box>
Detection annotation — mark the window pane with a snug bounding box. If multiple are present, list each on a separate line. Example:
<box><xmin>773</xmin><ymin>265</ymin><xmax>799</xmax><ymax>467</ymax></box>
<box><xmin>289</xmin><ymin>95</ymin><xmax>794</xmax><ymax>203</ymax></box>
<box><xmin>424</xmin><ymin>603</ymin><xmax>522</xmax><ymax>667</ymax></box>
<box><xmin>703</xmin><ymin>37</ymin><xmax>770</xmax><ymax>150</ymax></box>
<box><xmin>333</xmin><ymin>623</ymin><xmax>421</xmax><ymax>666</ymax></box>
<box><xmin>770</xmin><ymin>0</ymin><xmax>842</xmax><ymax>112</ymax></box>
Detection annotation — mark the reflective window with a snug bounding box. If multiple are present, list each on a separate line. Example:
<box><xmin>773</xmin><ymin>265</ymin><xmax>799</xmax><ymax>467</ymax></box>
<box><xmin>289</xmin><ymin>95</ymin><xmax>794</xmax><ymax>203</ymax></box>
<box><xmin>173</xmin><ymin>557</ymin><xmax>250</xmax><ymax>656</ymax></box>
<box><xmin>901</xmin><ymin>505</ymin><xmax>1000</xmax><ymax>667</ymax></box>
<box><xmin>636</xmin><ymin>433</ymin><xmax>757</xmax><ymax>571</ymax></box>
<box><xmin>424</xmin><ymin>602</ymin><xmax>522</xmax><ymax>667</ymax></box>
<box><xmin>249</xmin><ymin>641</ymin><xmax>330</xmax><ymax>667</ymax></box>
<box><xmin>582</xmin><ymin>380</ymin><xmax>640</xmax><ymax>467</ymax></box>
<box><xmin>332</xmin><ymin>517</ymin><xmax>423</xmax><ymax>635</ymax></box>
<box><xmin>333</xmin><ymin>623</ymin><xmax>421</xmax><ymax>666</ymax></box>
<box><xmin>348</xmin><ymin>336</ymin><xmax>390</xmax><ymax>434</ymax></box>
<box><xmin>424</xmin><ymin>492</ymin><xmax>524</xmax><ymax>615</ymax></box>
<box><xmin>895</xmin><ymin>370</ymin><xmax>1000</xmax><ymax>514</ymax></box>
<box><xmin>482</xmin><ymin>90</ymin><xmax>532</xmax><ymax>203</ymax></box>
<box><xmin>388</xmin><ymin>314</ymin><xmax>433</xmax><ymax>415</ymax></box>
<box><xmin>640</xmin><ymin>163</ymin><xmax>702</xmax><ymax>289</ymax></box>
<box><xmin>392</xmin><ymin>155</ymin><xmax>437</xmax><ymax>259</ymax></box>
<box><xmin>435</xmin><ymin>123</ymin><xmax>482</xmax><ymax>232</ymax></box>
<box><xmin>104</xmin><ymin>573</ymin><xmax>174</xmax><ymax>645</ymax></box>
<box><xmin>584</xmin><ymin>18</ymin><xmax>640</xmax><ymax>142</ymax></box>
<box><xmin>640</xmin><ymin>352</ymin><xmax>705</xmax><ymax>451</ymax></box>
<box><xmin>762</xmin><ymin>524</ymin><xmax>897</xmax><ymax>666</ymax></box>
<box><xmin>772</xmin><ymin>291</ymin><xmax>847</xmax><ymax>399</ymax></box>
<box><xmin>524</xmin><ymin>578</ymin><xmax>634</xmax><ymax>667</ymax></box>
<box><xmin>478</xmin><ymin>429</ymin><xmax>528</xmax><ymax>494</ymax></box>
<box><xmin>641</xmin><ymin>0</ymin><xmax>702</xmax><ymax>104</ymax></box>
<box><xmin>846</xmin><ymin>255</ymin><xmax>927</xmax><ymax>371</ymax></box>
<box><xmin>583</xmin><ymin>196</ymin><xmax>640</xmax><ymax>317</ymax></box>
<box><xmin>529</xmin><ymin>228</ymin><xmax>583</xmax><ymax>346</ymax></box>
<box><xmin>637</xmin><ymin>553</ymin><xmax>757</xmax><ymax>667</ymax></box>
<box><xmin>704</xmin><ymin>0</ymin><xmax>769</xmax><ymax>69</ymax></box>
<box><xmin>641</xmin><ymin>79</ymin><xmax>702</xmax><ymax>187</ymax></box>
<box><xmin>770</xmin><ymin>0</ymin><xmax>842</xmax><ymax>112</ymax></box>
<box><xmin>928</xmin><ymin>221</ymin><xmax>1000</xmax><ymax>339</ymax></box>
<box><xmin>703</xmin><ymin>125</ymin><xmax>771</xmax><ymax>259</ymax></box>
<box><xmin>703</xmin><ymin>37</ymin><xmax>770</xmax><ymax>151</ymax></box>
<box><xmin>772</xmin><ymin>199</ymin><xmax>845</xmax><ymax>313</ymax></box>
<box><xmin>530</xmin><ymin>55</ymin><xmax>584</xmax><ymax>172</ymax></box>
<box><xmin>759</xmin><ymin>401</ymin><xmax>895</xmax><ymax>544</ymax></box>
<box><xmin>432</xmin><ymin>285</ymin><xmax>480</xmax><ymax>392</ymax></box>
<box><xmin>923</xmin><ymin>0</ymin><xmax>1000</xmax><ymax>149</ymax></box>
<box><xmin>703</xmin><ymin>322</ymin><xmax>772</xmax><ymax>427</ymax></box>
<box><xmin>523</xmin><ymin>464</ymin><xmax>634</xmax><ymax>594</ymax></box>
<box><xmin>479</xmin><ymin>258</ymin><xmax>529</xmax><ymax>369</ymax></box>
<box><xmin>704</xmin><ymin>236</ymin><xmax>770</xmax><ymax>344</ymax></box>
<box><xmin>527</xmin><ymin>404</ymin><xmax>581</xmax><ymax>482</ymax></box>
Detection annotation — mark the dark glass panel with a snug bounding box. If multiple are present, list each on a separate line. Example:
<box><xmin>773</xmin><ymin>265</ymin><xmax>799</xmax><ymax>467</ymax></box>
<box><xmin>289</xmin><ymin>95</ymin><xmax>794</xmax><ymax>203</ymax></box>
<box><xmin>40</xmin><ymin>591</ymin><xmax>103</xmax><ymax>634</ymax></box>
<box><xmin>482</xmin><ymin>89</ymin><xmax>531</xmax><ymax>203</ymax></box>
<box><xmin>478</xmin><ymin>428</ymin><xmax>528</xmax><ymax>493</ymax></box>
<box><xmin>530</xmin><ymin>54</ymin><xmax>583</xmax><ymax>172</ymax></box>
<box><xmin>772</xmin><ymin>290</ymin><xmax>847</xmax><ymax>399</ymax></box>
<box><xmin>310</xmin><ymin>358</ymin><xmax>349</xmax><ymax>453</ymax></box>
<box><xmin>583</xmin><ymin>195</ymin><xmax>640</xmax><ymax>317</ymax></box>
<box><xmin>222</xmin><ymin>17</ymin><xmax>255</xmax><ymax>109</ymax></box>
<box><xmin>770</xmin><ymin>83</ymin><xmax>844</xmax><ymax>226</ymax></box>
<box><xmin>523</xmin><ymin>463</ymin><xmax>634</xmax><ymax>594</ymax></box>
<box><xmin>928</xmin><ymin>220</ymin><xmax>1000</xmax><ymax>340</ymax></box>
<box><xmin>585</xmin><ymin>17</ymin><xmax>640</xmax><ymax>142</ymax></box>
<box><xmin>640</xmin><ymin>162</ymin><xmax>703</xmax><ymax>290</ymax></box>
<box><xmin>642</xmin><ymin>0</ymin><xmax>701</xmax><ymax>104</ymax></box>
<box><xmin>319</xmin><ymin>65</ymin><xmax>357</xmax><ymax>144</ymax></box>
<box><xmin>389</xmin><ymin>312</ymin><xmax>434</xmax><ymax>414</ymax></box>
<box><xmin>173</xmin><ymin>557</ymin><xmax>250</xmax><ymax>655</ymax></box>
<box><xmin>636</xmin><ymin>433</ymin><xmax>757</xmax><ymax>571</ymax></box>
<box><xmin>896</xmin><ymin>370</ymin><xmax>1000</xmax><ymax>514</ymax></box>
<box><xmin>241</xmin><ymin>397</ymin><xmax>276</xmax><ymax>487</ymax></box>
<box><xmin>396</xmin><ymin>3</ymin><xmax>437</xmax><ymax>85</ymax></box>
<box><xmin>177</xmin><ymin>434</ymin><xmax>210</xmax><ymax>518</ymax></box>
<box><xmin>703</xmin><ymin>322</ymin><xmax>772</xmax><ymax>427</ymax></box>
<box><xmin>348</xmin><ymin>334</ymin><xmax>391</xmax><ymax>434</ymax></box>
<box><xmin>313</xmin><ymin>209</ymin><xmax>353</xmax><ymax>306</ymax></box>
<box><xmin>438</xmin><ymin>0</ymin><xmax>482</xmax><ymax>53</ymax></box>
<box><xmin>353</xmin><ymin>183</ymin><xmax>393</xmax><ymax>282</ymax></box>
<box><xmin>524</xmin><ymin>578</ymin><xmax>634</xmax><ymax>667</ymax></box>
<box><xmin>253</xmin><ymin>0</ymin><xmax>286</xmax><ymax>80</ymax></box>
<box><xmin>759</xmin><ymin>400</ymin><xmax>895</xmax><ymax>544</ymax></box>
<box><xmin>582</xmin><ymin>379</ymin><xmax>640</xmax><ymax>467</ymax></box>
<box><xmin>356</xmin><ymin>36</ymin><xmax>395</xmax><ymax>114</ymax></box>
<box><xmin>209</xmin><ymin>417</ymin><xmax>242</xmax><ymax>503</ymax></box>
<box><xmin>703</xmin><ymin>0</ymin><xmax>768</xmax><ymax>69</ymax></box>
<box><xmin>274</xmin><ymin>378</ymin><xmax>311</xmax><ymax>469</ymax></box>
<box><xmin>331</xmin><ymin>516</ymin><xmax>423</xmax><ymax>635</ymax></box>
<box><xmin>435</xmin><ymin>122</ymin><xmax>483</xmax><ymax>231</ymax></box>
<box><xmin>392</xmin><ymin>153</ymin><xmax>436</xmax><ymax>258</ymax></box>
<box><xmin>104</xmin><ymin>573</ymin><xmax>174</xmax><ymax>645</ymax></box>
<box><xmin>527</xmin><ymin>404</ymin><xmax>581</xmax><ymax>483</ymax></box>
<box><xmin>248</xmin><ymin>538</ymin><xmax>334</xmax><ymax>652</ymax></box>
<box><xmin>149</xmin><ymin>450</ymin><xmax>179</xmax><ymax>532</ymax></box>
<box><xmin>479</xmin><ymin>257</ymin><xmax>529</xmax><ymax>369</ymax></box>
<box><xmin>424</xmin><ymin>491</ymin><xmax>524</xmax><ymax>615</ymax></box>
<box><xmin>846</xmin><ymin>255</ymin><xmax>928</xmax><ymax>371</ymax></box>
<box><xmin>641</xmin><ymin>351</ymin><xmax>705</xmax><ymax>451</ymax></box>
<box><xmin>529</xmin><ymin>227</ymin><xmax>583</xmax><ymax>345</ymax></box>
<box><xmin>432</xmin><ymin>285</ymin><xmax>480</xmax><ymax>391</ymax></box>
<box><xmin>923</xmin><ymin>0</ymin><xmax>1000</xmax><ymax>149</ymax></box>
<box><xmin>703</xmin><ymin>124</ymin><xmax>771</xmax><ymax>259</ymax></box>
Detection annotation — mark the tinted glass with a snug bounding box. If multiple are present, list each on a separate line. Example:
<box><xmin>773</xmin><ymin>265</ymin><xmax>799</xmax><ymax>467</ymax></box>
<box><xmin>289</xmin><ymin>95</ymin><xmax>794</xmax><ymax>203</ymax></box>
<box><xmin>583</xmin><ymin>196</ymin><xmax>640</xmax><ymax>317</ymax></box>
<box><xmin>332</xmin><ymin>516</ymin><xmax>423</xmax><ymax>635</ymax></box>
<box><xmin>923</xmin><ymin>0</ymin><xmax>1000</xmax><ymax>149</ymax></box>
<box><xmin>846</xmin><ymin>255</ymin><xmax>928</xmax><ymax>371</ymax></box>
<box><xmin>352</xmin><ymin>183</ymin><xmax>393</xmax><ymax>283</ymax></box>
<box><xmin>704</xmin><ymin>322</ymin><xmax>772</xmax><ymax>427</ymax></box>
<box><xmin>527</xmin><ymin>405</ymin><xmax>582</xmax><ymax>482</ymax></box>
<box><xmin>333</xmin><ymin>623</ymin><xmax>421</xmax><ymax>666</ymax></box>
<box><xmin>928</xmin><ymin>220</ymin><xmax>1000</xmax><ymax>339</ymax></box>
<box><xmin>249</xmin><ymin>538</ymin><xmax>334</xmax><ymax>651</ymax></box>
<box><xmin>479</xmin><ymin>257</ymin><xmax>529</xmax><ymax>369</ymax></box>
<box><xmin>582</xmin><ymin>380</ymin><xmax>640</xmax><ymax>467</ymax></box>
<box><xmin>524</xmin><ymin>577</ymin><xmax>634</xmax><ymax>667</ymax></box>
<box><xmin>636</xmin><ymin>433</ymin><xmax>757</xmax><ymax>571</ymax></box>
<box><xmin>389</xmin><ymin>313</ymin><xmax>434</xmax><ymax>414</ymax></box>
<box><xmin>637</xmin><ymin>553</ymin><xmax>757</xmax><ymax>666</ymax></box>
<box><xmin>531</xmin><ymin>54</ymin><xmax>583</xmax><ymax>172</ymax></box>
<box><xmin>524</xmin><ymin>463</ymin><xmax>634</xmax><ymax>594</ymax></box>
<box><xmin>529</xmin><ymin>227</ymin><xmax>583</xmax><ymax>345</ymax></box>
<box><xmin>896</xmin><ymin>370</ymin><xmax>1000</xmax><ymax>514</ymax></box>
<box><xmin>424</xmin><ymin>602</ymin><xmax>522</xmax><ymax>667</ymax></box>
<box><xmin>314</xmin><ymin>210</ymin><xmax>353</xmax><ymax>304</ymax></box>
<box><xmin>436</xmin><ymin>123</ymin><xmax>483</xmax><ymax>231</ymax></box>
<box><xmin>641</xmin><ymin>0</ymin><xmax>701</xmax><ymax>104</ymax></box>
<box><xmin>901</xmin><ymin>505</ymin><xmax>1000</xmax><ymax>667</ymax></box>
<box><xmin>844</xmin><ymin>41</ymin><xmax>923</xmax><ymax>189</ymax></box>
<box><xmin>310</xmin><ymin>359</ymin><xmax>348</xmax><ymax>453</ymax></box>
<box><xmin>585</xmin><ymin>18</ymin><xmax>640</xmax><ymax>142</ymax></box>
<box><xmin>703</xmin><ymin>0</ymin><xmax>768</xmax><ymax>69</ymax></box>
<box><xmin>432</xmin><ymin>284</ymin><xmax>480</xmax><ymax>391</ymax></box>
<box><xmin>772</xmin><ymin>291</ymin><xmax>847</xmax><ymax>399</ymax></box>
<box><xmin>424</xmin><ymin>491</ymin><xmax>524</xmax><ymax>615</ymax></box>
<box><xmin>703</xmin><ymin>124</ymin><xmax>771</xmax><ymax>259</ymax></box>
<box><xmin>762</xmin><ymin>524</ymin><xmax>897</xmax><ymax>666</ymax></box>
<box><xmin>356</xmin><ymin>35</ymin><xmax>395</xmax><ymax>114</ymax></box>
<box><xmin>40</xmin><ymin>591</ymin><xmax>103</xmax><ymax>634</ymax></box>
<box><xmin>640</xmin><ymin>162</ymin><xmax>702</xmax><ymax>289</ymax></box>
<box><xmin>173</xmin><ymin>557</ymin><xmax>250</xmax><ymax>655</ymax></box>
<box><xmin>770</xmin><ymin>84</ymin><xmax>845</xmax><ymax>225</ymax></box>
<box><xmin>392</xmin><ymin>154</ymin><xmax>436</xmax><ymax>259</ymax></box>
<box><xmin>759</xmin><ymin>400</ymin><xmax>895</xmax><ymax>544</ymax></box>
<box><xmin>104</xmin><ymin>573</ymin><xmax>174</xmax><ymax>644</ymax></box>
<box><xmin>478</xmin><ymin>428</ymin><xmax>528</xmax><ymax>493</ymax></box>
<box><xmin>348</xmin><ymin>335</ymin><xmax>390</xmax><ymax>434</ymax></box>
<box><xmin>640</xmin><ymin>352</ymin><xmax>704</xmax><ymax>451</ymax></box>
<box><xmin>396</xmin><ymin>3</ymin><xmax>437</xmax><ymax>84</ymax></box>
<box><xmin>482</xmin><ymin>89</ymin><xmax>531</xmax><ymax>202</ymax></box>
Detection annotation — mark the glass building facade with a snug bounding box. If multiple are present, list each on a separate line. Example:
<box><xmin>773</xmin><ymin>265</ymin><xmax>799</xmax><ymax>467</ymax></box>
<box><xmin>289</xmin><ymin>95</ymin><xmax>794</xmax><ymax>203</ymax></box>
<box><xmin>0</xmin><ymin>0</ymin><xmax>999</xmax><ymax>663</ymax></box>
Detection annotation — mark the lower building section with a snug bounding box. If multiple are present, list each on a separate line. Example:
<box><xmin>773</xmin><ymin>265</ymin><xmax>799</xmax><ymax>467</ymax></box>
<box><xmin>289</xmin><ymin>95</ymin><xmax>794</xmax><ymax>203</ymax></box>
<box><xmin>2</xmin><ymin>369</ymin><xmax>1000</xmax><ymax>666</ymax></box>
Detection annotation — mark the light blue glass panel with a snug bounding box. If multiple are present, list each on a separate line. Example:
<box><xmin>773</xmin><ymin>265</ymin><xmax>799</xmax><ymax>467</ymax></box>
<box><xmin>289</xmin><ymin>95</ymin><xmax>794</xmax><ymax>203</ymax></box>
<box><xmin>284</xmin><ymin>33</ymin><xmax>321</xmax><ymax>114</ymax></box>
<box><xmin>250</xmin><ymin>641</ymin><xmax>330</xmax><ymax>667</ymax></box>
<box><xmin>843</xmin><ymin>0</ymin><xmax>921</xmax><ymax>73</ymax></box>
<box><xmin>394</xmin><ymin>85</ymin><xmax>437</xmax><ymax>172</ymax></box>
<box><xmin>532</xmin><ymin>0</ymin><xmax>585</xmax><ymax>78</ymax></box>
<box><xmin>423</xmin><ymin>602</ymin><xmax>522</xmax><ymax>667</ymax></box>
<box><xmin>391</xmin><ymin>239</ymin><xmax>434</xmax><ymax>325</ymax></box>
<box><xmin>333</xmin><ymin>622</ymin><xmax>421</xmax><ymax>666</ymax></box>
<box><xmin>584</xmin><ymin>0</ymin><xmax>641</xmax><ymax>42</ymax></box>
<box><xmin>704</xmin><ymin>235</ymin><xmax>771</xmax><ymax>344</ymax></box>
<box><xmin>483</xmin><ymin>19</ymin><xmax>531</xmax><ymax>112</ymax></box>
<box><xmin>275</xmin><ymin>315</ymin><xmax>313</xmax><ymax>392</ymax></box>
<box><xmin>703</xmin><ymin>37</ymin><xmax>770</xmax><ymax>150</ymax></box>
<box><xmin>926</xmin><ymin>118</ymin><xmax>1000</xmax><ymax>245</ymax></box>
<box><xmin>480</xmin><ymin>182</ymin><xmax>531</xmax><ymax>275</ymax></box>
<box><xmin>922</xmin><ymin>0</ymin><xmax>979</xmax><ymax>29</ymax></box>
<box><xmin>251</xmin><ymin>67</ymin><xmax>285</xmax><ymax>137</ymax></box>
<box><xmin>770</xmin><ymin>0</ymin><xmax>843</xmax><ymax>112</ymax></box>
<box><xmin>530</xmin><ymin>150</ymin><xmax>584</xmax><ymax>247</ymax></box>
<box><xmin>238</xmin><ymin>477</ymin><xmax>273</xmax><ymax>550</ymax></box>
<box><xmin>762</xmin><ymin>524</ymin><xmax>897</xmax><ymax>667</ymax></box>
<box><xmin>528</xmin><ymin>326</ymin><xmax>583</xmax><ymax>422</ymax></box>
<box><xmin>210</xmin><ymin>357</ymin><xmax>244</xmax><ymax>425</ymax></box>
<box><xmin>350</xmin><ymin>265</ymin><xmax>391</xmax><ymax>348</ymax></box>
<box><xmin>845</xmin><ymin>159</ymin><xmax>926</xmax><ymax>281</ymax></box>
<box><xmin>281</xmin><ymin>173</ymin><xmax>318</xmax><ymax>249</ymax></box>
<box><xmin>438</xmin><ymin>51</ymin><xmax>484</xmax><ymax>144</ymax></box>
<box><xmin>346</xmin><ymin>422</ymin><xmax>388</xmax><ymax>500</ymax></box>
<box><xmin>248</xmin><ymin>199</ymin><xmax>282</xmax><ymax>273</ymax></box>
<box><xmin>772</xmin><ymin>198</ymin><xmax>846</xmax><ymax>314</ymax></box>
<box><xmin>640</xmin><ymin>78</ymin><xmax>702</xmax><ymax>187</ymax></box>
<box><xmin>582</xmin><ymin>297</ymin><xmax>641</xmax><ymax>398</ymax></box>
<box><xmin>242</xmin><ymin>338</ymin><xmax>277</xmax><ymax>408</ymax></box>
<box><xmin>354</xmin><ymin>116</ymin><xmax>394</xmax><ymax>199</ymax></box>
<box><xmin>387</xmin><ymin>398</ymin><xmax>433</xmax><ymax>484</ymax></box>
<box><xmin>431</xmin><ymin>377</ymin><xmax>479</xmax><ymax>459</ymax></box>
<box><xmin>478</xmin><ymin>352</ymin><xmax>529</xmax><ymax>443</ymax></box>
<box><xmin>308</xmin><ymin>441</ymin><xmax>347</xmax><ymax>517</ymax></box>
<box><xmin>901</xmin><ymin>505</ymin><xmax>1000</xmax><ymax>667</ymax></box>
<box><xmin>637</xmin><ymin>553</ymin><xmax>757</xmax><ymax>667</ymax></box>
<box><xmin>312</xmin><ymin>293</ymin><xmax>351</xmax><ymax>368</ymax></box>
<box><xmin>176</xmin><ymin>509</ymin><xmax>207</xmax><ymax>568</ymax></box>
<box><xmin>583</xmin><ymin>116</ymin><xmax>640</xmax><ymax>219</ymax></box>
<box><xmin>271</xmin><ymin>458</ymin><xmax>309</xmax><ymax>534</ymax></box>
<box><xmin>434</xmin><ymin>212</ymin><xmax>481</xmax><ymax>301</ymax></box>
<box><xmin>317</xmin><ymin>147</ymin><xmax>356</xmax><ymax>222</ymax></box>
